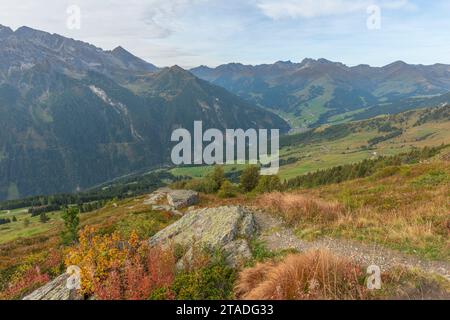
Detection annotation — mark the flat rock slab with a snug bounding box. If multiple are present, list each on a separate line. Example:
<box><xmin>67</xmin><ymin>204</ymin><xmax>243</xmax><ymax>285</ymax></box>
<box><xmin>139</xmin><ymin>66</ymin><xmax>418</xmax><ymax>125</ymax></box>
<box><xmin>149</xmin><ymin>206</ymin><xmax>256</xmax><ymax>267</ymax></box>
<box><xmin>167</xmin><ymin>190</ymin><xmax>199</xmax><ymax>209</ymax></box>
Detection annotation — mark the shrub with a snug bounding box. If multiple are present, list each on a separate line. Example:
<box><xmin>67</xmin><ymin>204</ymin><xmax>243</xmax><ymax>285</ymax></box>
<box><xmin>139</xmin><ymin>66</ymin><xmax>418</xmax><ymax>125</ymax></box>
<box><xmin>184</xmin><ymin>178</ymin><xmax>218</xmax><ymax>194</ymax></box>
<box><xmin>61</xmin><ymin>207</ymin><xmax>80</xmax><ymax>245</ymax></box>
<box><xmin>235</xmin><ymin>250</ymin><xmax>367</xmax><ymax>300</ymax></box>
<box><xmin>372</xmin><ymin>166</ymin><xmax>401</xmax><ymax>179</ymax></box>
<box><xmin>255</xmin><ymin>175</ymin><xmax>282</xmax><ymax>194</ymax></box>
<box><xmin>412</xmin><ymin>170</ymin><xmax>449</xmax><ymax>187</ymax></box>
<box><xmin>0</xmin><ymin>248</ymin><xmax>63</xmax><ymax>300</ymax></box>
<box><xmin>0</xmin><ymin>267</ymin><xmax>50</xmax><ymax>300</ymax></box>
<box><xmin>94</xmin><ymin>246</ymin><xmax>176</xmax><ymax>300</ymax></box>
<box><xmin>65</xmin><ymin>227</ymin><xmax>177</xmax><ymax>299</ymax></box>
<box><xmin>217</xmin><ymin>180</ymin><xmax>238</xmax><ymax>198</ymax></box>
<box><xmin>208</xmin><ymin>166</ymin><xmax>225</xmax><ymax>191</ymax></box>
<box><xmin>173</xmin><ymin>252</ymin><xmax>236</xmax><ymax>300</ymax></box>
<box><xmin>169</xmin><ymin>180</ymin><xmax>188</xmax><ymax>190</ymax></box>
<box><xmin>240</xmin><ymin>166</ymin><xmax>260</xmax><ymax>192</ymax></box>
<box><xmin>39</xmin><ymin>212</ymin><xmax>50</xmax><ymax>223</ymax></box>
<box><xmin>249</xmin><ymin>239</ymin><xmax>276</xmax><ymax>263</ymax></box>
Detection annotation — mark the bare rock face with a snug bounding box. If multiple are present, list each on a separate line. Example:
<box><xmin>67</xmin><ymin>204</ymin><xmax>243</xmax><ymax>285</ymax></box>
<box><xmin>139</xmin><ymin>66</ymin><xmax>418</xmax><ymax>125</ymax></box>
<box><xmin>149</xmin><ymin>206</ymin><xmax>256</xmax><ymax>267</ymax></box>
<box><xmin>167</xmin><ymin>190</ymin><xmax>199</xmax><ymax>209</ymax></box>
<box><xmin>22</xmin><ymin>274</ymin><xmax>81</xmax><ymax>300</ymax></box>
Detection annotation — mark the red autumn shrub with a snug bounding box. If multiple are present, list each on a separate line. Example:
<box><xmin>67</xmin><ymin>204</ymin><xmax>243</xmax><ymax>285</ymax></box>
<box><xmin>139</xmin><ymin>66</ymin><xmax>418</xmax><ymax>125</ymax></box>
<box><xmin>0</xmin><ymin>266</ymin><xmax>50</xmax><ymax>300</ymax></box>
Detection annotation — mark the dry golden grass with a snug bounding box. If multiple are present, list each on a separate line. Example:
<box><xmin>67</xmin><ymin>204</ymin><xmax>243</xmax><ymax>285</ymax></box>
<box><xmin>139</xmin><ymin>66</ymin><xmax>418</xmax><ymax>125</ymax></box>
<box><xmin>256</xmin><ymin>192</ymin><xmax>346</xmax><ymax>224</ymax></box>
<box><xmin>254</xmin><ymin>162</ymin><xmax>450</xmax><ymax>260</ymax></box>
<box><xmin>235</xmin><ymin>250</ymin><xmax>367</xmax><ymax>300</ymax></box>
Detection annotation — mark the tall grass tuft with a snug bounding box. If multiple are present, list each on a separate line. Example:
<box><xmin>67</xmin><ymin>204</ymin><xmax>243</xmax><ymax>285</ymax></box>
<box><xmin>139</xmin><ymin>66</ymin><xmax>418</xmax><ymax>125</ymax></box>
<box><xmin>235</xmin><ymin>250</ymin><xmax>367</xmax><ymax>300</ymax></box>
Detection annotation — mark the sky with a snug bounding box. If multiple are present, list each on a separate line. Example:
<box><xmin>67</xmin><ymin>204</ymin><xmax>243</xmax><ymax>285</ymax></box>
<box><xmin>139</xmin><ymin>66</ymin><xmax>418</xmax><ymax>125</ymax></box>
<box><xmin>0</xmin><ymin>0</ymin><xmax>449</xmax><ymax>68</ymax></box>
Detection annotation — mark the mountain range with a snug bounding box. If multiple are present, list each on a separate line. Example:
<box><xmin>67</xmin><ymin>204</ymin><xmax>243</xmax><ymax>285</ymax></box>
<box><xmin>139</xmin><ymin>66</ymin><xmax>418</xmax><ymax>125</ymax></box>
<box><xmin>0</xmin><ymin>25</ymin><xmax>287</xmax><ymax>200</ymax></box>
<box><xmin>191</xmin><ymin>59</ymin><xmax>450</xmax><ymax>127</ymax></box>
<box><xmin>1</xmin><ymin>24</ymin><xmax>449</xmax><ymax>200</ymax></box>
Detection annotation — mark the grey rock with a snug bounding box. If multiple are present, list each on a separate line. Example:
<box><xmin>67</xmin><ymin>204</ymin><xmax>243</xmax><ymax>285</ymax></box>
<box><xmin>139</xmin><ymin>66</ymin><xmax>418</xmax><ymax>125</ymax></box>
<box><xmin>240</xmin><ymin>212</ymin><xmax>257</xmax><ymax>238</ymax></box>
<box><xmin>22</xmin><ymin>274</ymin><xmax>82</xmax><ymax>300</ymax></box>
<box><xmin>167</xmin><ymin>190</ymin><xmax>199</xmax><ymax>209</ymax></box>
<box><xmin>223</xmin><ymin>239</ymin><xmax>253</xmax><ymax>268</ymax></box>
<box><xmin>149</xmin><ymin>206</ymin><xmax>256</xmax><ymax>267</ymax></box>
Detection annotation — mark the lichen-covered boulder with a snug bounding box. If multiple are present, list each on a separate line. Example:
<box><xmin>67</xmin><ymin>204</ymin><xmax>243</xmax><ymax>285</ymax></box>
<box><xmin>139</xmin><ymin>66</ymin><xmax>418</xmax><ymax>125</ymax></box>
<box><xmin>22</xmin><ymin>274</ymin><xmax>81</xmax><ymax>300</ymax></box>
<box><xmin>167</xmin><ymin>190</ymin><xmax>199</xmax><ymax>209</ymax></box>
<box><xmin>149</xmin><ymin>206</ymin><xmax>256</xmax><ymax>267</ymax></box>
<box><xmin>143</xmin><ymin>188</ymin><xmax>171</xmax><ymax>206</ymax></box>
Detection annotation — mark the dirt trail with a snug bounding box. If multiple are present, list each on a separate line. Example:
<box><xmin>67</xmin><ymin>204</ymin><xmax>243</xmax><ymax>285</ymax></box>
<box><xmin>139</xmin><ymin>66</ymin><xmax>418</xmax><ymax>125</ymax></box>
<box><xmin>253</xmin><ymin>210</ymin><xmax>450</xmax><ymax>280</ymax></box>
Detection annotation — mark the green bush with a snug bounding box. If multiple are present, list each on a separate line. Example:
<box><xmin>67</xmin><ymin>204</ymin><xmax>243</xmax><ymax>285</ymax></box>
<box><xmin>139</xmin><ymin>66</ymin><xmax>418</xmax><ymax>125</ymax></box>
<box><xmin>240</xmin><ymin>166</ymin><xmax>260</xmax><ymax>192</ymax></box>
<box><xmin>208</xmin><ymin>166</ymin><xmax>225</xmax><ymax>191</ymax></box>
<box><xmin>255</xmin><ymin>175</ymin><xmax>282</xmax><ymax>193</ymax></box>
<box><xmin>169</xmin><ymin>180</ymin><xmax>188</xmax><ymax>189</ymax></box>
<box><xmin>61</xmin><ymin>207</ymin><xmax>80</xmax><ymax>245</ymax></box>
<box><xmin>172</xmin><ymin>254</ymin><xmax>236</xmax><ymax>300</ymax></box>
<box><xmin>217</xmin><ymin>180</ymin><xmax>239</xmax><ymax>198</ymax></box>
<box><xmin>249</xmin><ymin>239</ymin><xmax>276</xmax><ymax>263</ymax></box>
<box><xmin>372</xmin><ymin>166</ymin><xmax>401</xmax><ymax>179</ymax></box>
<box><xmin>184</xmin><ymin>178</ymin><xmax>218</xmax><ymax>194</ymax></box>
<box><xmin>412</xmin><ymin>170</ymin><xmax>449</xmax><ymax>187</ymax></box>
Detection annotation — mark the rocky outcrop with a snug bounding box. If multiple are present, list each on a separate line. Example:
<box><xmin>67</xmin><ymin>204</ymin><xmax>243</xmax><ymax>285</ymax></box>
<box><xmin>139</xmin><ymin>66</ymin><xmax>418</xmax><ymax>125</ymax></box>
<box><xmin>25</xmin><ymin>205</ymin><xmax>258</xmax><ymax>300</ymax></box>
<box><xmin>22</xmin><ymin>274</ymin><xmax>81</xmax><ymax>300</ymax></box>
<box><xmin>167</xmin><ymin>190</ymin><xmax>199</xmax><ymax>209</ymax></box>
<box><xmin>144</xmin><ymin>188</ymin><xmax>199</xmax><ymax>214</ymax></box>
<box><xmin>143</xmin><ymin>188</ymin><xmax>171</xmax><ymax>206</ymax></box>
<box><xmin>149</xmin><ymin>206</ymin><xmax>256</xmax><ymax>267</ymax></box>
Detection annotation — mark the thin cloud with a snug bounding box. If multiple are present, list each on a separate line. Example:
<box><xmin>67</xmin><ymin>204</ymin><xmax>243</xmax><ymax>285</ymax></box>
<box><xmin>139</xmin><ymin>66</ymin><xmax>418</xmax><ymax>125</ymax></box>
<box><xmin>142</xmin><ymin>0</ymin><xmax>208</xmax><ymax>38</ymax></box>
<box><xmin>256</xmin><ymin>0</ymin><xmax>413</xmax><ymax>19</ymax></box>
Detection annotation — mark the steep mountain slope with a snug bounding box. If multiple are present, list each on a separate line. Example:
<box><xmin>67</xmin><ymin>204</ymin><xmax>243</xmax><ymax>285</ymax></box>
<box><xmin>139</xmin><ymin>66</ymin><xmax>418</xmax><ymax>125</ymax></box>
<box><xmin>0</xmin><ymin>66</ymin><xmax>164</xmax><ymax>200</ymax></box>
<box><xmin>0</xmin><ymin>25</ymin><xmax>158</xmax><ymax>83</ymax></box>
<box><xmin>191</xmin><ymin>59</ymin><xmax>450</xmax><ymax>128</ymax></box>
<box><xmin>135</xmin><ymin>66</ymin><xmax>289</xmax><ymax>141</ymax></box>
<box><xmin>0</xmin><ymin>25</ymin><xmax>289</xmax><ymax>200</ymax></box>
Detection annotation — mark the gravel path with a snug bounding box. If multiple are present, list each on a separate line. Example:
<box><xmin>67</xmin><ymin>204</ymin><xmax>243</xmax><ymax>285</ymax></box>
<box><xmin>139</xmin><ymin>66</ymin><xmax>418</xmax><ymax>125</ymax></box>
<box><xmin>254</xmin><ymin>210</ymin><xmax>450</xmax><ymax>280</ymax></box>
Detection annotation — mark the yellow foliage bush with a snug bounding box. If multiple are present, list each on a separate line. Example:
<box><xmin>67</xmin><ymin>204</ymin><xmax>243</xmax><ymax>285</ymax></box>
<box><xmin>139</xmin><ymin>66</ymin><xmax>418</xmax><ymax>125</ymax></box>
<box><xmin>64</xmin><ymin>226</ymin><xmax>137</xmax><ymax>296</ymax></box>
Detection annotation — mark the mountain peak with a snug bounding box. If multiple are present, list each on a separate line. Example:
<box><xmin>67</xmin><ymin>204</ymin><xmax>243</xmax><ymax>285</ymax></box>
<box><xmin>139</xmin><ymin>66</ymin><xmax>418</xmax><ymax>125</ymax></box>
<box><xmin>111</xmin><ymin>45</ymin><xmax>137</xmax><ymax>60</ymax></box>
<box><xmin>152</xmin><ymin>65</ymin><xmax>196</xmax><ymax>85</ymax></box>
<box><xmin>384</xmin><ymin>60</ymin><xmax>408</xmax><ymax>69</ymax></box>
<box><xmin>164</xmin><ymin>65</ymin><xmax>195</xmax><ymax>77</ymax></box>
<box><xmin>0</xmin><ymin>24</ymin><xmax>13</xmax><ymax>38</ymax></box>
<box><xmin>112</xmin><ymin>46</ymin><xmax>128</xmax><ymax>54</ymax></box>
<box><xmin>274</xmin><ymin>60</ymin><xmax>293</xmax><ymax>65</ymax></box>
<box><xmin>15</xmin><ymin>25</ymin><xmax>50</xmax><ymax>37</ymax></box>
<box><xmin>111</xmin><ymin>45</ymin><xmax>158</xmax><ymax>72</ymax></box>
<box><xmin>0</xmin><ymin>24</ymin><xmax>12</xmax><ymax>32</ymax></box>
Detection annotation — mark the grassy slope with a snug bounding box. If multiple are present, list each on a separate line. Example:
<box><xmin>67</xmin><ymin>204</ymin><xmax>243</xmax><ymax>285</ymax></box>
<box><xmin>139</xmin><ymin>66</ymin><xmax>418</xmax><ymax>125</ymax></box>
<box><xmin>279</xmin><ymin>106</ymin><xmax>450</xmax><ymax>179</ymax></box>
<box><xmin>288</xmin><ymin>161</ymin><xmax>449</xmax><ymax>260</ymax></box>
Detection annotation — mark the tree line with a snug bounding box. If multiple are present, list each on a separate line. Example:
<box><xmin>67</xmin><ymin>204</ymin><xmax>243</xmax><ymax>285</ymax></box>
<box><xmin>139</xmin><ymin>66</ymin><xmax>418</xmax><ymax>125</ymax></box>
<box><xmin>285</xmin><ymin>145</ymin><xmax>446</xmax><ymax>189</ymax></box>
<box><xmin>0</xmin><ymin>171</ymin><xmax>174</xmax><ymax>211</ymax></box>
